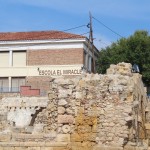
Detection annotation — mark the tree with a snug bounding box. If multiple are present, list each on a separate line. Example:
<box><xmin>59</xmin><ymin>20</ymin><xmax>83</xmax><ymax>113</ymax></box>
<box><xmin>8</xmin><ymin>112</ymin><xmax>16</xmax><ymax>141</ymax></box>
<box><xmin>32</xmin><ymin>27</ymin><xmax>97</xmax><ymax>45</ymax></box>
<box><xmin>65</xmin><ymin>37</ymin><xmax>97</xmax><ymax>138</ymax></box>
<box><xmin>97</xmin><ymin>30</ymin><xmax>150</xmax><ymax>86</ymax></box>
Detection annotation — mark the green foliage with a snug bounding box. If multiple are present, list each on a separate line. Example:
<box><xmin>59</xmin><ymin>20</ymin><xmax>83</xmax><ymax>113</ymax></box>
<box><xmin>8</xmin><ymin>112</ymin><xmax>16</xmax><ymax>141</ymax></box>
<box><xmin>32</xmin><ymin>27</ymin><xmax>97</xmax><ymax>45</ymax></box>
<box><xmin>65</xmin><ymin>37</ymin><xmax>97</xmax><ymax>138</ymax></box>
<box><xmin>97</xmin><ymin>30</ymin><xmax>150</xmax><ymax>86</ymax></box>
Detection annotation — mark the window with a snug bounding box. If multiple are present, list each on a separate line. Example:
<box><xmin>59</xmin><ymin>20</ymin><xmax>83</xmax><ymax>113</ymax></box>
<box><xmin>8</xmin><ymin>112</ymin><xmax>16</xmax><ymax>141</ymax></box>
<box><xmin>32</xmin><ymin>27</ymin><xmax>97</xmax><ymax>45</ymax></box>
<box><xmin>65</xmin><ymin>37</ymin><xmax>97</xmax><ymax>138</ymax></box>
<box><xmin>0</xmin><ymin>51</ymin><xmax>9</xmax><ymax>67</ymax></box>
<box><xmin>13</xmin><ymin>51</ymin><xmax>26</xmax><ymax>66</ymax></box>
<box><xmin>0</xmin><ymin>78</ymin><xmax>9</xmax><ymax>92</ymax></box>
<box><xmin>11</xmin><ymin>77</ymin><xmax>25</xmax><ymax>92</ymax></box>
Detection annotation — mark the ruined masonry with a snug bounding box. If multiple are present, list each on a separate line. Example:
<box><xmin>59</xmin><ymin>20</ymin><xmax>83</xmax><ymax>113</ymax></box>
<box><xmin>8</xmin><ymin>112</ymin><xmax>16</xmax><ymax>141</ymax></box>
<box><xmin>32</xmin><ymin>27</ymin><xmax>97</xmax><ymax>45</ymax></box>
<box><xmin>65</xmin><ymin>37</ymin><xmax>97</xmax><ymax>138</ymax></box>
<box><xmin>0</xmin><ymin>62</ymin><xmax>150</xmax><ymax>150</ymax></box>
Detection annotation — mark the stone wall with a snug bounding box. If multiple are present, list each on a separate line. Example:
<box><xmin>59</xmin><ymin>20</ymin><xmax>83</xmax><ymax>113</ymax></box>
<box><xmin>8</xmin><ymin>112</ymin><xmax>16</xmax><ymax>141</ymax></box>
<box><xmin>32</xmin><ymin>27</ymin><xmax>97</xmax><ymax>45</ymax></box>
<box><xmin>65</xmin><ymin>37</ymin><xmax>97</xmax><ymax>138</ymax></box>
<box><xmin>0</xmin><ymin>92</ymin><xmax>20</xmax><ymax>100</ymax></box>
<box><xmin>48</xmin><ymin>62</ymin><xmax>148</xmax><ymax>149</ymax></box>
<box><xmin>0</xmin><ymin>62</ymin><xmax>148</xmax><ymax>150</ymax></box>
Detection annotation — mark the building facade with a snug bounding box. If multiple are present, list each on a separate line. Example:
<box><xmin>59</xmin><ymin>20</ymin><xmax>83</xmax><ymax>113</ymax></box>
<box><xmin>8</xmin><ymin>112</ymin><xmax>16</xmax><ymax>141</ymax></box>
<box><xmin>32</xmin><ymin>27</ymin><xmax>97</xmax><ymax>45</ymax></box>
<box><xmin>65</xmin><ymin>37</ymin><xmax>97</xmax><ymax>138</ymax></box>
<box><xmin>0</xmin><ymin>31</ymin><xmax>99</xmax><ymax>94</ymax></box>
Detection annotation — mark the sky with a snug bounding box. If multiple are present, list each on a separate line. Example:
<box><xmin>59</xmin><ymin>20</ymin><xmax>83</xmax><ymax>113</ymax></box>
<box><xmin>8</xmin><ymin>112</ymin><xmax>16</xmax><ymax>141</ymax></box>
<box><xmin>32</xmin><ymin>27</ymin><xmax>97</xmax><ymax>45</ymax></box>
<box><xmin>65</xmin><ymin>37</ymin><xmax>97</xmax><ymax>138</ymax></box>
<box><xmin>0</xmin><ymin>0</ymin><xmax>150</xmax><ymax>49</ymax></box>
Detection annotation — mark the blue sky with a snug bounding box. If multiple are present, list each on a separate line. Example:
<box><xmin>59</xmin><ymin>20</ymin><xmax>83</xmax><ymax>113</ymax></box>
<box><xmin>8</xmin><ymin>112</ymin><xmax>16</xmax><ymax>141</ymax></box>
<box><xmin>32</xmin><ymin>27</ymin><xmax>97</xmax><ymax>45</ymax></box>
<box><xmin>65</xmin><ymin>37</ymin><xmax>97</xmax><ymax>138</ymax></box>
<box><xmin>0</xmin><ymin>0</ymin><xmax>150</xmax><ymax>49</ymax></box>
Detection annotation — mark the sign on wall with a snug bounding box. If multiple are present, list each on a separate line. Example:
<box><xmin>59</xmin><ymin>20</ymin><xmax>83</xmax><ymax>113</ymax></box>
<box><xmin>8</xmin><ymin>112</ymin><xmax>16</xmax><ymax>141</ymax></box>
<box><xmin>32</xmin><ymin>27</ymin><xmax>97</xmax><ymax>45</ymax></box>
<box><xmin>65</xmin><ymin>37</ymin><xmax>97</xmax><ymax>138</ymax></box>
<box><xmin>38</xmin><ymin>68</ymin><xmax>82</xmax><ymax>76</ymax></box>
<box><xmin>0</xmin><ymin>65</ymin><xmax>83</xmax><ymax>77</ymax></box>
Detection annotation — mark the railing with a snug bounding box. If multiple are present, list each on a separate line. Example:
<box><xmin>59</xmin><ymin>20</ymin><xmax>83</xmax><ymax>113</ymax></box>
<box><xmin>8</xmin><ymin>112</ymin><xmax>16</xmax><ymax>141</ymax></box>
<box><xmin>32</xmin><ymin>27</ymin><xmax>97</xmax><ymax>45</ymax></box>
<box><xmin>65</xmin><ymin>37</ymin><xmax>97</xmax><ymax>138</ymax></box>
<box><xmin>0</xmin><ymin>87</ymin><xmax>20</xmax><ymax>93</ymax></box>
<box><xmin>0</xmin><ymin>86</ymin><xmax>47</xmax><ymax>96</ymax></box>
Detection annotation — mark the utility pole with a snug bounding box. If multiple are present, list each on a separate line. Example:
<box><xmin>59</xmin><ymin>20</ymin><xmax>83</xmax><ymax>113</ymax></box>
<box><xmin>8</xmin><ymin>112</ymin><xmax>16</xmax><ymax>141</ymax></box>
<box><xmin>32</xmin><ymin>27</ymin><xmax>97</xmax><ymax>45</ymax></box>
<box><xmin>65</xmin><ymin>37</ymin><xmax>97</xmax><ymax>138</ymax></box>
<box><xmin>89</xmin><ymin>12</ymin><xmax>95</xmax><ymax>73</ymax></box>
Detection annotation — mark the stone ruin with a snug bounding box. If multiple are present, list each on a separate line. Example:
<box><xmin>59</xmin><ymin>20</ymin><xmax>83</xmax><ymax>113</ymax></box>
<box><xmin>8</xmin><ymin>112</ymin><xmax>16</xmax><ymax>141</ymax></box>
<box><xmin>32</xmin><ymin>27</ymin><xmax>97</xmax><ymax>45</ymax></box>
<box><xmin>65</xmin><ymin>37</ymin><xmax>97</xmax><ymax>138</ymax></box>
<box><xmin>0</xmin><ymin>62</ymin><xmax>149</xmax><ymax>150</ymax></box>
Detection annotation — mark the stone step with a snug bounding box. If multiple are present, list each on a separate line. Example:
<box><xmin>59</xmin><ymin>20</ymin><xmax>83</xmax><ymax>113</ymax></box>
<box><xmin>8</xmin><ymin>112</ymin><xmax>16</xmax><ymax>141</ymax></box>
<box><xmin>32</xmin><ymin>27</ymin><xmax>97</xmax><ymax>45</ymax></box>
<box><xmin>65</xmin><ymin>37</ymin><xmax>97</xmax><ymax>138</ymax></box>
<box><xmin>145</xmin><ymin>103</ymin><xmax>150</xmax><ymax>112</ymax></box>
<box><xmin>145</xmin><ymin>123</ymin><xmax>150</xmax><ymax>130</ymax></box>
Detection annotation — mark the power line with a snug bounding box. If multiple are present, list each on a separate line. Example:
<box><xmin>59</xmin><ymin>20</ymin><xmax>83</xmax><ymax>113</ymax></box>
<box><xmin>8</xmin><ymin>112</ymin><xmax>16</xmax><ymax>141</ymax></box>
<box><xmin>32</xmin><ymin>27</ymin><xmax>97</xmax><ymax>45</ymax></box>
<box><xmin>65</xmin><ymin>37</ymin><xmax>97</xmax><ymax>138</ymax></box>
<box><xmin>63</xmin><ymin>24</ymin><xmax>87</xmax><ymax>32</ymax></box>
<box><xmin>11</xmin><ymin>24</ymin><xmax>88</xmax><ymax>40</ymax></box>
<box><xmin>92</xmin><ymin>16</ymin><xmax>124</xmax><ymax>38</ymax></box>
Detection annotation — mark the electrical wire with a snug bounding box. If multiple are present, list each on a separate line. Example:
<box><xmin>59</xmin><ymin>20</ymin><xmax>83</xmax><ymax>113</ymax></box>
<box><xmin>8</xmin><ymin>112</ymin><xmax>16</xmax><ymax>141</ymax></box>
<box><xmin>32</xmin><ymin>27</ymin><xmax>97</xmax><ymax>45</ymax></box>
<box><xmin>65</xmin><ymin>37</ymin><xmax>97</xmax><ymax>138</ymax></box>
<box><xmin>17</xmin><ymin>24</ymin><xmax>88</xmax><ymax>40</ymax></box>
<box><xmin>62</xmin><ymin>25</ymin><xmax>87</xmax><ymax>32</ymax></box>
<box><xmin>36</xmin><ymin>24</ymin><xmax>87</xmax><ymax>39</ymax></box>
<box><xmin>92</xmin><ymin>16</ymin><xmax>124</xmax><ymax>38</ymax></box>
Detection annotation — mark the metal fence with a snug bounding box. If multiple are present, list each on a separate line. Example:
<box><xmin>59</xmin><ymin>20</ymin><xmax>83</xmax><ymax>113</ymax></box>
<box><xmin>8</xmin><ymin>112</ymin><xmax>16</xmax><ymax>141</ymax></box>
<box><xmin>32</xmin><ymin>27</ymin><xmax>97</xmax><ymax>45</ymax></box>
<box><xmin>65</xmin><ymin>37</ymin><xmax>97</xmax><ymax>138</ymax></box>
<box><xmin>0</xmin><ymin>87</ymin><xmax>19</xmax><ymax>93</ymax></box>
<box><xmin>0</xmin><ymin>87</ymin><xmax>47</xmax><ymax>96</ymax></box>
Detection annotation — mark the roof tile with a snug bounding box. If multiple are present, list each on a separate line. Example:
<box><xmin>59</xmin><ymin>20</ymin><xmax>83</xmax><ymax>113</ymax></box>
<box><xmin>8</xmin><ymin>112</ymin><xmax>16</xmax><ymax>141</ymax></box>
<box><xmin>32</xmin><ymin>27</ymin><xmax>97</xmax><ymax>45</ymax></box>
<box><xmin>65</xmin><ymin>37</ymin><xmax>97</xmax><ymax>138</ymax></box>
<box><xmin>0</xmin><ymin>30</ymin><xmax>85</xmax><ymax>41</ymax></box>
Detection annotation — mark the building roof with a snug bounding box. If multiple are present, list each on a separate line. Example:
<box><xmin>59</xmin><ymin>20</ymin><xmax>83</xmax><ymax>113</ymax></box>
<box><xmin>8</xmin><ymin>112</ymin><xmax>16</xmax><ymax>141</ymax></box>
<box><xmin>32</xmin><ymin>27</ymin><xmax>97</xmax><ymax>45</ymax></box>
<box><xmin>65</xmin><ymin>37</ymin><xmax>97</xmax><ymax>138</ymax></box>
<box><xmin>0</xmin><ymin>30</ymin><xmax>85</xmax><ymax>41</ymax></box>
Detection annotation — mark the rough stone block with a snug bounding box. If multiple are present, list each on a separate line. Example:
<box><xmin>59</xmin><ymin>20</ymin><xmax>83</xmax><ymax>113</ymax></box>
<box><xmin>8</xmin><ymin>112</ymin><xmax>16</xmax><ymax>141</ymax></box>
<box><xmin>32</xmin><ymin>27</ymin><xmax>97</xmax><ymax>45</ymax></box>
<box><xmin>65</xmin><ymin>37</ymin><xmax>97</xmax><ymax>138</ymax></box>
<box><xmin>57</xmin><ymin>134</ymin><xmax>70</xmax><ymax>142</ymax></box>
<box><xmin>0</xmin><ymin>115</ymin><xmax>7</xmax><ymax>121</ymax></box>
<box><xmin>78</xmin><ymin>80</ymin><xmax>86</xmax><ymax>88</ymax></box>
<box><xmin>44</xmin><ymin>132</ymin><xmax>57</xmax><ymax>139</ymax></box>
<box><xmin>27</xmin><ymin>147</ymin><xmax>40</xmax><ymax>150</ymax></box>
<box><xmin>124</xmin><ymin>116</ymin><xmax>132</xmax><ymax>122</ymax></box>
<box><xmin>58</xmin><ymin>99</ymin><xmax>68</xmax><ymax>106</ymax></box>
<box><xmin>71</xmin><ymin>133</ymin><xmax>83</xmax><ymax>142</ymax></box>
<box><xmin>3</xmin><ymin>147</ymin><xmax>14</xmax><ymax>150</ymax></box>
<box><xmin>148</xmin><ymin>147</ymin><xmax>150</xmax><ymax>150</ymax></box>
<box><xmin>77</xmin><ymin>125</ymin><xmax>91</xmax><ymax>133</ymax></box>
<box><xmin>124</xmin><ymin>145</ymin><xmax>140</xmax><ymax>150</ymax></box>
<box><xmin>53</xmin><ymin>148</ymin><xmax>67</xmax><ymax>150</ymax></box>
<box><xmin>58</xmin><ymin>107</ymin><xmax>65</xmax><ymax>114</ymax></box>
<box><xmin>15</xmin><ymin>147</ymin><xmax>28</xmax><ymax>150</ymax></box>
<box><xmin>48</xmin><ymin>93</ymin><xmax>56</xmax><ymax>100</ymax></box>
<box><xmin>40</xmin><ymin>147</ymin><xmax>53</xmax><ymax>150</ymax></box>
<box><xmin>0</xmin><ymin>134</ymin><xmax>11</xmax><ymax>142</ymax></box>
<box><xmin>58</xmin><ymin>115</ymin><xmax>74</xmax><ymax>124</ymax></box>
<box><xmin>62</xmin><ymin>125</ymin><xmax>70</xmax><ymax>133</ymax></box>
<box><xmin>66</xmin><ymin>108</ymin><xmax>74</xmax><ymax>115</ymax></box>
<box><xmin>21</xmin><ymin>142</ymin><xmax>39</xmax><ymax>147</ymax></box>
<box><xmin>45</xmin><ymin>142</ymin><xmax>68</xmax><ymax>147</ymax></box>
<box><xmin>75</xmin><ymin>92</ymin><xmax>82</xmax><ymax>99</ymax></box>
<box><xmin>93</xmin><ymin>145</ymin><xmax>123</xmax><ymax>150</ymax></box>
<box><xmin>6</xmin><ymin>142</ymin><xmax>20</xmax><ymax>147</ymax></box>
<box><xmin>145</xmin><ymin>123</ymin><xmax>150</xmax><ymax>130</ymax></box>
<box><xmin>58</xmin><ymin>91</ymin><xmax>68</xmax><ymax>98</ymax></box>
